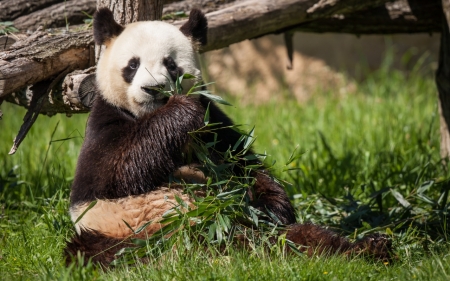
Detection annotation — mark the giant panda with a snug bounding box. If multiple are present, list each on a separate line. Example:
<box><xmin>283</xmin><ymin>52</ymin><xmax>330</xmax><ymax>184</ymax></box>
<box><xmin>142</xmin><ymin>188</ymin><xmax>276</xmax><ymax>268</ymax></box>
<box><xmin>65</xmin><ymin>8</ymin><xmax>392</xmax><ymax>266</ymax></box>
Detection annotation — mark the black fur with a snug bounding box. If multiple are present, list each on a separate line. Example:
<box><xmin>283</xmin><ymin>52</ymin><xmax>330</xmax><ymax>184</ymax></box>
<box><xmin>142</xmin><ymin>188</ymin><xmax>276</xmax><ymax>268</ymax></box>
<box><xmin>286</xmin><ymin>223</ymin><xmax>392</xmax><ymax>261</ymax></box>
<box><xmin>65</xmin><ymin>229</ymin><xmax>134</xmax><ymax>267</ymax></box>
<box><xmin>122</xmin><ymin>57</ymin><xmax>140</xmax><ymax>83</ymax></box>
<box><xmin>180</xmin><ymin>9</ymin><xmax>208</xmax><ymax>46</ymax></box>
<box><xmin>163</xmin><ymin>56</ymin><xmax>184</xmax><ymax>82</ymax></box>
<box><xmin>70</xmin><ymin>95</ymin><xmax>205</xmax><ymax>206</ymax></box>
<box><xmin>93</xmin><ymin>8</ymin><xmax>124</xmax><ymax>45</ymax></box>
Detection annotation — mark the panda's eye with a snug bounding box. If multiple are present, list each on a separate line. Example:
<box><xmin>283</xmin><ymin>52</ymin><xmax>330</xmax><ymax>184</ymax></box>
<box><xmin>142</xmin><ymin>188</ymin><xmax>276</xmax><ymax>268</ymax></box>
<box><xmin>167</xmin><ymin>61</ymin><xmax>177</xmax><ymax>71</ymax></box>
<box><xmin>129</xmin><ymin>62</ymin><xmax>138</xmax><ymax>69</ymax></box>
<box><xmin>122</xmin><ymin>57</ymin><xmax>140</xmax><ymax>83</ymax></box>
<box><xmin>128</xmin><ymin>57</ymin><xmax>140</xmax><ymax>70</ymax></box>
<box><xmin>163</xmin><ymin>56</ymin><xmax>183</xmax><ymax>81</ymax></box>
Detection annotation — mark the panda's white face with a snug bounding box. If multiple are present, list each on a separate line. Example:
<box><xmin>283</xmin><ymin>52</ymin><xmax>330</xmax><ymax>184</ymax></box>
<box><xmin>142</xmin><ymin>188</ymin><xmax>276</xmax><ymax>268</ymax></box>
<box><xmin>96</xmin><ymin>21</ymin><xmax>202</xmax><ymax>118</ymax></box>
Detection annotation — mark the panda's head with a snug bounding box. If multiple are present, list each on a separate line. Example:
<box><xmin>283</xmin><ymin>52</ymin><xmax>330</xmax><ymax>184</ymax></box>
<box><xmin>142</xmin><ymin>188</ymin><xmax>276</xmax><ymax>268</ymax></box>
<box><xmin>93</xmin><ymin>8</ymin><xmax>207</xmax><ymax>117</ymax></box>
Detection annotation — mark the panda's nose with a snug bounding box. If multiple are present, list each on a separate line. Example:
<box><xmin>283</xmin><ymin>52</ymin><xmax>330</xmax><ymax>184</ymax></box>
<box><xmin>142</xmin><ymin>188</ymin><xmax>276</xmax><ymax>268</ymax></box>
<box><xmin>141</xmin><ymin>84</ymin><xmax>165</xmax><ymax>96</ymax></box>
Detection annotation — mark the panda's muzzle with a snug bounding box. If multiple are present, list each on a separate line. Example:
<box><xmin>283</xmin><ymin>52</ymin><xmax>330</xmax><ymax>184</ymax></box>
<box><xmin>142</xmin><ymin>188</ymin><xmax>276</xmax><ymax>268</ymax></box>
<box><xmin>141</xmin><ymin>85</ymin><xmax>166</xmax><ymax>100</ymax></box>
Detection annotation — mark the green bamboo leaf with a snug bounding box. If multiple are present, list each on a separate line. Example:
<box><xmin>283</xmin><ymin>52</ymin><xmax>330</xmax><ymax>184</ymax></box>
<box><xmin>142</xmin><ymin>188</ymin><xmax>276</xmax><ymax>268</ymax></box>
<box><xmin>243</xmin><ymin>127</ymin><xmax>255</xmax><ymax>150</ymax></box>
<box><xmin>174</xmin><ymin>195</ymin><xmax>188</xmax><ymax>209</ymax></box>
<box><xmin>390</xmin><ymin>189</ymin><xmax>411</xmax><ymax>208</ymax></box>
<box><xmin>122</xmin><ymin>219</ymin><xmax>135</xmax><ymax>233</ymax></box>
<box><xmin>248</xmin><ymin>206</ymin><xmax>259</xmax><ymax>227</ymax></box>
<box><xmin>286</xmin><ymin>239</ymin><xmax>304</xmax><ymax>256</ymax></box>
<box><xmin>417</xmin><ymin>180</ymin><xmax>434</xmax><ymax>194</ymax></box>
<box><xmin>190</xmin><ymin>91</ymin><xmax>232</xmax><ymax>106</ymax></box>
<box><xmin>215</xmin><ymin>220</ymin><xmax>223</xmax><ymax>244</ymax></box>
<box><xmin>217</xmin><ymin>213</ymin><xmax>230</xmax><ymax>233</ymax></box>
<box><xmin>416</xmin><ymin>193</ymin><xmax>436</xmax><ymax>205</ymax></box>
<box><xmin>208</xmin><ymin>222</ymin><xmax>217</xmax><ymax>242</ymax></box>
<box><xmin>74</xmin><ymin>200</ymin><xmax>97</xmax><ymax>224</ymax></box>
<box><xmin>285</xmin><ymin>145</ymin><xmax>303</xmax><ymax>166</ymax></box>
<box><xmin>130</xmin><ymin>238</ymin><xmax>148</xmax><ymax>247</ymax></box>
<box><xmin>134</xmin><ymin>220</ymin><xmax>153</xmax><ymax>234</ymax></box>
<box><xmin>232</xmin><ymin>135</ymin><xmax>245</xmax><ymax>151</ymax></box>
<box><xmin>204</xmin><ymin>103</ymin><xmax>210</xmax><ymax>125</ymax></box>
<box><xmin>265</xmin><ymin>208</ymin><xmax>282</xmax><ymax>225</ymax></box>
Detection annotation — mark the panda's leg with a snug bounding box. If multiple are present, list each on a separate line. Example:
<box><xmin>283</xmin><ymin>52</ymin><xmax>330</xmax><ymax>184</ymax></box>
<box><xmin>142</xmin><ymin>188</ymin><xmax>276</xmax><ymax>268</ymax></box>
<box><xmin>65</xmin><ymin>230</ymin><xmax>133</xmax><ymax>267</ymax></box>
<box><xmin>285</xmin><ymin>223</ymin><xmax>393</xmax><ymax>261</ymax></box>
<box><xmin>249</xmin><ymin>170</ymin><xmax>297</xmax><ymax>225</ymax></box>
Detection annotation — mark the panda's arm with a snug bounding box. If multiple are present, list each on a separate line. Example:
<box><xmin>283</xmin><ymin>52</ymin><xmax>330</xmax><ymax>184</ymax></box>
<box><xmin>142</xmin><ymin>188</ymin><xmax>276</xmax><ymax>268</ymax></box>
<box><xmin>107</xmin><ymin>95</ymin><xmax>205</xmax><ymax>197</ymax></box>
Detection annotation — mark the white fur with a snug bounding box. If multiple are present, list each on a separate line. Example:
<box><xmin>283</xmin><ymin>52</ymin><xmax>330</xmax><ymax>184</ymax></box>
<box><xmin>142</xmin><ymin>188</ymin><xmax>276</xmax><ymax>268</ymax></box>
<box><xmin>97</xmin><ymin>21</ymin><xmax>202</xmax><ymax>117</ymax></box>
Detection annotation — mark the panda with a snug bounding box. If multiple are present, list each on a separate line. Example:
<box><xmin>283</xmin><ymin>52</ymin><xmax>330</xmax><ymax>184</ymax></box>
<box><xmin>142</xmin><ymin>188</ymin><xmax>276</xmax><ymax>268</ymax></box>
<box><xmin>64</xmin><ymin>8</ymin><xmax>392</xmax><ymax>266</ymax></box>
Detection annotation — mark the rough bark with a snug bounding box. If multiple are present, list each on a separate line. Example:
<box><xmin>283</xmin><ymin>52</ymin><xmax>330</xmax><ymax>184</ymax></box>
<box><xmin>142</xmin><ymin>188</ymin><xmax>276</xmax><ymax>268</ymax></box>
<box><xmin>437</xmin><ymin>0</ymin><xmax>450</xmax><ymax>159</ymax></box>
<box><xmin>292</xmin><ymin>0</ymin><xmax>441</xmax><ymax>34</ymax></box>
<box><xmin>0</xmin><ymin>0</ymin><xmax>63</xmax><ymax>21</ymax></box>
<box><xmin>0</xmin><ymin>30</ymin><xmax>95</xmax><ymax>98</ymax></box>
<box><xmin>13</xmin><ymin>0</ymin><xmax>97</xmax><ymax>32</ymax></box>
<box><xmin>163</xmin><ymin>0</ymin><xmax>238</xmax><ymax>15</ymax></box>
<box><xmin>96</xmin><ymin>0</ymin><xmax>164</xmax><ymax>24</ymax></box>
<box><xmin>0</xmin><ymin>34</ymin><xmax>28</xmax><ymax>51</ymax></box>
<box><xmin>173</xmin><ymin>0</ymin><xmax>390</xmax><ymax>52</ymax></box>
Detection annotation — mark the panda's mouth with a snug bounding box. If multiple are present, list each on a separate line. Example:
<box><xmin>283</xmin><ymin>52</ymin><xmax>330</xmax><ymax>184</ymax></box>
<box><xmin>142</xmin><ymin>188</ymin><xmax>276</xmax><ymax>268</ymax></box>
<box><xmin>141</xmin><ymin>85</ymin><xmax>167</xmax><ymax>100</ymax></box>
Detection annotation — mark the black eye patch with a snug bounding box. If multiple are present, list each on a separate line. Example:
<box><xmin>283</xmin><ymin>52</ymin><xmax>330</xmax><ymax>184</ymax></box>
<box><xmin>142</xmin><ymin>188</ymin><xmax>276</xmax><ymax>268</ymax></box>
<box><xmin>163</xmin><ymin>57</ymin><xmax>184</xmax><ymax>82</ymax></box>
<box><xmin>122</xmin><ymin>57</ymin><xmax>140</xmax><ymax>83</ymax></box>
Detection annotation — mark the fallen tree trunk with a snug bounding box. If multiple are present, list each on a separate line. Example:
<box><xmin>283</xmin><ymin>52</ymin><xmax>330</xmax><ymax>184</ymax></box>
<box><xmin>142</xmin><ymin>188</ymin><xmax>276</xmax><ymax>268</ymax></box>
<box><xmin>196</xmin><ymin>0</ymin><xmax>390</xmax><ymax>53</ymax></box>
<box><xmin>0</xmin><ymin>0</ymin><xmax>63</xmax><ymax>21</ymax></box>
<box><xmin>292</xmin><ymin>0</ymin><xmax>441</xmax><ymax>34</ymax></box>
<box><xmin>0</xmin><ymin>30</ymin><xmax>94</xmax><ymax>98</ymax></box>
<box><xmin>13</xmin><ymin>0</ymin><xmax>97</xmax><ymax>32</ymax></box>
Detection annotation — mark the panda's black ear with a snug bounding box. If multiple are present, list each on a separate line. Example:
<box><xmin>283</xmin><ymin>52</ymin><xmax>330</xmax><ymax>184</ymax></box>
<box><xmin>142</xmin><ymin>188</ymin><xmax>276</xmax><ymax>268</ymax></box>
<box><xmin>180</xmin><ymin>9</ymin><xmax>208</xmax><ymax>46</ymax></box>
<box><xmin>93</xmin><ymin>8</ymin><xmax>124</xmax><ymax>45</ymax></box>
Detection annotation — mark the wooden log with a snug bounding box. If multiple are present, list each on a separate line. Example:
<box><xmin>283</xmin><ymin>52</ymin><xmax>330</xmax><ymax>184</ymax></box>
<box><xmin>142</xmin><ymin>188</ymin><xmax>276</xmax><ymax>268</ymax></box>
<box><xmin>291</xmin><ymin>0</ymin><xmax>441</xmax><ymax>34</ymax></box>
<box><xmin>163</xmin><ymin>0</ymin><xmax>238</xmax><ymax>15</ymax></box>
<box><xmin>192</xmin><ymin>0</ymin><xmax>390</xmax><ymax>52</ymax></box>
<box><xmin>0</xmin><ymin>0</ymin><xmax>63</xmax><ymax>21</ymax></box>
<box><xmin>13</xmin><ymin>0</ymin><xmax>97</xmax><ymax>32</ymax></box>
<box><xmin>0</xmin><ymin>34</ymin><xmax>28</xmax><ymax>51</ymax></box>
<box><xmin>97</xmin><ymin>0</ymin><xmax>164</xmax><ymax>24</ymax></box>
<box><xmin>437</xmin><ymin>0</ymin><xmax>450</xmax><ymax>159</ymax></box>
<box><xmin>5</xmin><ymin>67</ymin><xmax>95</xmax><ymax>115</ymax></box>
<box><xmin>0</xmin><ymin>30</ymin><xmax>95</xmax><ymax>98</ymax></box>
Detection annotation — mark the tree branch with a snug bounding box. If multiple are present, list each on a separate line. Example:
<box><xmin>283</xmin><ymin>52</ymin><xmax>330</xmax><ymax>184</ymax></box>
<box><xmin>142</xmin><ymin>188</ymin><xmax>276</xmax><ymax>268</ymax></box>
<box><xmin>0</xmin><ymin>0</ymin><xmax>63</xmax><ymax>21</ymax></box>
<box><xmin>13</xmin><ymin>0</ymin><xmax>96</xmax><ymax>32</ymax></box>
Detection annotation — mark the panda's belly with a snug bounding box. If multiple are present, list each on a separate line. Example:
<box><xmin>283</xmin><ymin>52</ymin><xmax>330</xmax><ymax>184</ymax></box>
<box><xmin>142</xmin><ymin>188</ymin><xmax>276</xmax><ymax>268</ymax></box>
<box><xmin>69</xmin><ymin>186</ymin><xmax>193</xmax><ymax>239</ymax></box>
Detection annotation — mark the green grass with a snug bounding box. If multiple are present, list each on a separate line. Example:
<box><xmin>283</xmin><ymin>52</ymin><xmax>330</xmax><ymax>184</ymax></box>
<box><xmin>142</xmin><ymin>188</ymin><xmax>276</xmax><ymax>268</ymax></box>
<box><xmin>1</xmin><ymin>63</ymin><xmax>450</xmax><ymax>280</ymax></box>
